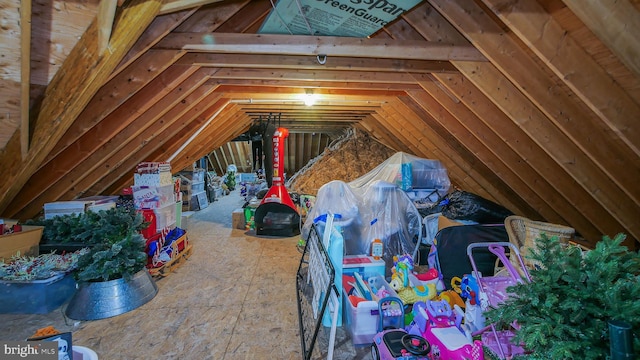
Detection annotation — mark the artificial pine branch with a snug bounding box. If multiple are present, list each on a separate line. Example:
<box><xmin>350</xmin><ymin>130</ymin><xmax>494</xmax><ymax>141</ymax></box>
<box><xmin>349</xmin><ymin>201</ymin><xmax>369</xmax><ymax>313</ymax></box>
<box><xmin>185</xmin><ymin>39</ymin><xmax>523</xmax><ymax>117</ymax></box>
<box><xmin>484</xmin><ymin>233</ymin><xmax>640</xmax><ymax>359</ymax></box>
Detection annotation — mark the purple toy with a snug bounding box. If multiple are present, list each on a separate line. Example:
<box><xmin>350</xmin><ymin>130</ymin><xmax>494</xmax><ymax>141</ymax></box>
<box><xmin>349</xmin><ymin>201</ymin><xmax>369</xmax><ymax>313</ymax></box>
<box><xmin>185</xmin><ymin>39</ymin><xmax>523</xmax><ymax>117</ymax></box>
<box><xmin>467</xmin><ymin>242</ymin><xmax>532</xmax><ymax>359</ymax></box>
<box><xmin>370</xmin><ymin>297</ymin><xmax>430</xmax><ymax>360</ymax></box>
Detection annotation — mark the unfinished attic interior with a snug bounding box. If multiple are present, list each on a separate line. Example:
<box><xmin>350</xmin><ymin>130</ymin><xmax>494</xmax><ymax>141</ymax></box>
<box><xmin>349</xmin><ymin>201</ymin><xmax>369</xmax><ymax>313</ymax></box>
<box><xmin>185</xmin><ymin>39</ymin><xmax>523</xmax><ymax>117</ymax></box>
<box><xmin>1</xmin><ymin>0</ymin><xmax>640</xmax><ymax>358</ymax></box>
<box><xmin>1</xmin><ymin>0</ymin><xmax>638</xmax><ymax>250</ymax></box>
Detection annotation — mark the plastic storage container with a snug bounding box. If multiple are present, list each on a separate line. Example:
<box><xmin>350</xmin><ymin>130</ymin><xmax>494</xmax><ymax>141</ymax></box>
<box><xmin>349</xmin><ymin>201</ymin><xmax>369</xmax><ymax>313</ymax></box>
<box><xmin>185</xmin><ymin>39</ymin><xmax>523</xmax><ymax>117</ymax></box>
<box><xmin>0</xmin><ymin>273</ymin><xmax>76</xmax><ymax>314</ymax></box>
<box><xmin>153</xmin><ymin>201</ymin><xmax>177</xmax><ymax>231</ymax></box>
<box><xmin>342</xmin><ymin>273</ymin><xmax>399</xmax><ymax>345</ymax></box>
<box><xmin>343</xmin><ymin>255</ymin><xmax>385</xmax><ymax>278</ymax></box>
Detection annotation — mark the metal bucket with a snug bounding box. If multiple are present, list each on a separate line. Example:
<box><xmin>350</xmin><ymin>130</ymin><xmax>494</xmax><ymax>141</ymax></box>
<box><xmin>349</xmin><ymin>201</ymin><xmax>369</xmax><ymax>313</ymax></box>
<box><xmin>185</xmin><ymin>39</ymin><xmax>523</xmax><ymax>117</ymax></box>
<box><xmin>65</xmin><ymin>270</ymin><xmax>158</xmax><ymax>320</ymax></box>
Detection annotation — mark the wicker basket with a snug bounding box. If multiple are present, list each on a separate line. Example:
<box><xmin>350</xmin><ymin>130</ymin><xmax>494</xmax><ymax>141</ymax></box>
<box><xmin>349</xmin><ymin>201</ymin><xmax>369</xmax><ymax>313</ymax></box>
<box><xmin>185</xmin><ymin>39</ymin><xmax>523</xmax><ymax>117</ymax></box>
<box><xmin>504</xmin><ymin>215</ymin><xmax>575</xmax><ymax>269</ymax></box>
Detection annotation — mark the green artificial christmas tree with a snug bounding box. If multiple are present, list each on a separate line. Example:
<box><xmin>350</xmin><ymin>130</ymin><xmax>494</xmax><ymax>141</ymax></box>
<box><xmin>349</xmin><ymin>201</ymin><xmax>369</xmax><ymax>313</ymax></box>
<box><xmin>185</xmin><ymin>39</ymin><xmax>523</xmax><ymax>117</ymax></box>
<box><xmin>225</xmin><ymin>169</ymin><xmax>236</xmax><ymax>191</ymax></box>
<box><xmin>484</xmin><ymin>233</ymin><xmax>640</xmax><ymax>359</ymax></box>
<box><xmin>30</xmin><ymin>207</ymin><xmax>149</xmax><ymax>282</ymax></box>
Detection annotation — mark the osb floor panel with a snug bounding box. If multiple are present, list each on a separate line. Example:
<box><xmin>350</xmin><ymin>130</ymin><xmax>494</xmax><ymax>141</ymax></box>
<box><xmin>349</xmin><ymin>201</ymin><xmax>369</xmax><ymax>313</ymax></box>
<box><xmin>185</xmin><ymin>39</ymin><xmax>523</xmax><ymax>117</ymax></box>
<box><xmin>0</xmin><ymin>190</ymin><xmax>370</xmax><ymax>359</ymax></box>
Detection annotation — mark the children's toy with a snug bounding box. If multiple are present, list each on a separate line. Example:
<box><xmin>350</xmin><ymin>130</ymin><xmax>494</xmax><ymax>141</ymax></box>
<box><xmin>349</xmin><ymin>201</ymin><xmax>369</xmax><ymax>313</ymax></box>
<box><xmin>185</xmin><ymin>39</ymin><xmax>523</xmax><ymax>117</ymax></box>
<box><xmin>450</xmin><ymin>274</ymin><xmax>484</xmax><ymax>334</ymax></box>
<box><xmin>467</xmin><ymin>242</ymin><xmax>531</xmax><ymax>359</ymax></box>
<box><xmin>414</xmin><ymin>267</ymin><xmax>446</xmax><ymax>292</ymax></box>
<box><xmin>371</xmin><ymin>297</ymin><xmax>430</xmax><ymax>360</ymax></box>
<box><xmin>435</xmin><ymin>290</ymin><xmax>465</xmax><ymax>311</ymax></box>
<box><xmin>389</xmin><ymin>254</ymin><xmax>437</xmax><ymax>305</ymax></box>
<box><xmin>408</xmin><ymin>300</ymin><xmax>484</xmax><ymax>360</ymax></box>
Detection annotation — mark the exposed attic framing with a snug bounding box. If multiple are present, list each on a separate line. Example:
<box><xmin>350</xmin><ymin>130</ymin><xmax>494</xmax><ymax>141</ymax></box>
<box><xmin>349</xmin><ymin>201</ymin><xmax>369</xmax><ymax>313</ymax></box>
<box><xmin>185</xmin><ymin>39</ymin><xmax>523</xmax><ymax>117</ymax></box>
<box><xmin>0</xmin><ymin>0</ymin><xmax>637</xmax><ymax>250</ymax></box>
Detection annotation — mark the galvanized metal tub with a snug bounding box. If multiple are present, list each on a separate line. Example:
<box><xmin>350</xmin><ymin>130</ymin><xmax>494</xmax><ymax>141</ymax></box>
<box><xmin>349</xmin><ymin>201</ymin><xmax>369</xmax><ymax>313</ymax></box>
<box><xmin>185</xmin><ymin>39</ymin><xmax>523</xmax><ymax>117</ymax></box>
<box><xmin>65</xmin><ymin>270</ymin><xmax>158</xmax><ymax>320</ymax></box>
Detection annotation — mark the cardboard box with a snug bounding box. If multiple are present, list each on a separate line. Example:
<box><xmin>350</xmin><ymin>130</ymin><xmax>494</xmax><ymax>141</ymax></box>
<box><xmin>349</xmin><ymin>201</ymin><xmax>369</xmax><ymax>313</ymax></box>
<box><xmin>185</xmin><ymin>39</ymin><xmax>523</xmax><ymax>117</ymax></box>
<box><xmin>44</xmin><ymin>201</ymin><xmax>92</xmax><ymax>219</ymax></box>
<box><xmin>232</xmin><ymin>208</ymin><xmax>245</xmax><ymax>230</ymax></box>
<box><xmin>0</xmin><ymin>225</ymin><xmax>44</xmax><ymax>262</ymax></box>
<box><xmin>181</xmin><ymin>211</ymin><xmax>195</xmax><ymax>230</ymax></box>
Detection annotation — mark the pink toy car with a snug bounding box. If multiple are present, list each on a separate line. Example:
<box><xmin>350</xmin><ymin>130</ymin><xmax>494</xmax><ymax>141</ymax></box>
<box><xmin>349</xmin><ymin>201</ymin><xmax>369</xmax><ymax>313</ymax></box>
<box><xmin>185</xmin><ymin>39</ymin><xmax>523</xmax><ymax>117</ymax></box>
<box><xmin>370</xmin><ymin>297</ymin><xmax>430</xmax><ymax>360</ymax></box>
<box><xmin>371</xmin><ymin>329</ymin><xmax>431</xmax><ymax>360</ymax></box>
<box><xmin>408</xmin><ymin>300</ymin><xmax>484</xmax><ymax>360</ymax></box>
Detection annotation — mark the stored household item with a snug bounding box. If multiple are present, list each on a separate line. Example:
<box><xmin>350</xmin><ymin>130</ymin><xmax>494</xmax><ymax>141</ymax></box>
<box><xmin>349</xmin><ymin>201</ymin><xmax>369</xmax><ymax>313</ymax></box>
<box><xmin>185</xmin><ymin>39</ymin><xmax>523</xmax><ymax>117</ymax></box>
<box><xmin>440</xmin><ymin>190</ymin><xmax>514</xmax><ymax>224</ymax></box>
<box><xmin>232</xmin><ymin>208</ymin><xmax>245</xmax><ymax>230</ymax></box>
<box><xmin>0</xmin><ymin>272</ymin><xmax>76</xmax><ymax>314</ymax></box>
<box><xmin>504</xmin><ymin>215</ymin><xmax>575</xmax><ymax>269</ymax></box>
<box><xmin>0</xmin><ymin>224</ymin><xmax>43</xmax><ymax>261</ymax></box>
<box><xmin>73</xmin><ymin>346</ymin><xmax>99</xmax><ymax>360</ymax></box>
<box><xmin>43</xmin><ymin>201</ymin><xmax>94</xmax><ymax>219</ymax></box>
<box><xmin>609</xmin><ymin>320</ymin><xmax>635</xmax><ymax>360</ymax></box>
<box><xmin>147</xmin><ymin>229</ymin><xmax>192</xmax><ymax>277</ymax></box>
<box><xmin>408</xmin><ymin>299</ymin><xmax>485</xmax><ymax>359</ymax></box>
<box><xmin>295</xmin><ymin>224</ymin><xmax>340</xmax><ymax>360</ymax></box>
<box><xmin>370</xmin><ymin>296</ymin><xmax>431</xmax><ymax>360</ymax></box>
<box><xmin>349</xmin><ymin>152</ymin><xmax>450</xmax><ymax>195</ymax></box>
<box><xmin>467</xmin><ymin>242</ymin><xmax>531</xmax><ymax>359</ymax></box>
<box><xmin>300</xmin><ymin>180</ymin><xmax>362</xmax><ymax>255</ymax></box>
<box><xmin>343</xmin><ymin>255</ymin><xmax>385</xmax><ymax>278</ymax></box>
<box><xmin>65</xmin><ymin>269</ymin><xmax>158</xmax><ymax>320</ymax></box>
<box><xmin>359</xmin><ymin>180</ymin><xmax>423</xmax><ymax>277</ymax></box>
<box><xmin>428</xmin><ymin>224</ymin><xmax>508</xmax><ymax>290</ymax></box>
<box><xmin>254</xmin><ymin>127</ymin><xmax>300</xmax><ymax>237</ymax></box>
<box><xmin>371</xmin><ymin>238</ymin><xmax>383</xmax><ymax>260</ymax></box>
<box><xmin>342</xmin><ymin>274</ymin><xmax>400</xmax><ymax>345</ymax></box>
<box><xmin>133</xmin><ymin>161</ymin><xmax>172</xmax><ymax>187</ymax></box>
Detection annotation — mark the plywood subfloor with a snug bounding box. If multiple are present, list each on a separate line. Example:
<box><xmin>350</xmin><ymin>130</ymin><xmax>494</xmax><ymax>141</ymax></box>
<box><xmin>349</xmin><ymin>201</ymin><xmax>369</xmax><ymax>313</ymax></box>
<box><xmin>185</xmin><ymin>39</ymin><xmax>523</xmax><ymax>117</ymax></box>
<box><xmin>0</xmin><ymin>190</ymin><xmax>371</xmax><ymax>359</ymax></box>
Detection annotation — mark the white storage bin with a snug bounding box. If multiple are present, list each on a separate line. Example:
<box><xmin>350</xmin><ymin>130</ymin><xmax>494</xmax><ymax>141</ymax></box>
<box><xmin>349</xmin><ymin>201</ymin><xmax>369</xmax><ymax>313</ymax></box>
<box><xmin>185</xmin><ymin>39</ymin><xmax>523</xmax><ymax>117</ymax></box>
<box><xmin>191</xmin><ymin>181</ymin><xmax>205</xmax><ymax>193</ymax></box>
<box><xmin>154</xmin><ymin>202</ymin><xmax>176</xmax><ymax>231</ymax></box>
<box><xmin>132</xmin><ymin>184</ymin><xmax>176</xmax><ymax>209</ymax></box>
<box><xmin>342</xmin><ymin>273</ymin><xmax>399</xmax><ymax>346</ymax></box>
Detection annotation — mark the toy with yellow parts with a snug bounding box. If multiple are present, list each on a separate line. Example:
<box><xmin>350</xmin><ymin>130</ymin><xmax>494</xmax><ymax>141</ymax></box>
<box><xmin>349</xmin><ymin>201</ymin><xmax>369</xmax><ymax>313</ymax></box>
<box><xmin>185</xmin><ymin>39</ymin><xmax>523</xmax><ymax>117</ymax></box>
<box><xmin>389</xmin><ymin>254</ymin><xmax>437</xmax><ymax>304</ymax></box>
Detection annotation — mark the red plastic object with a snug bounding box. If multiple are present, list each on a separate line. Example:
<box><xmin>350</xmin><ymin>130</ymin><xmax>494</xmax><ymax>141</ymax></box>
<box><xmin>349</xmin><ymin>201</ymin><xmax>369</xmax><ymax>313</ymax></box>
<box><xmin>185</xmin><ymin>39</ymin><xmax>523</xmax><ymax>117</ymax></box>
<box><xmin>139</xmin><ymin>209</ymin><xmax>158</xmax><ymax>239</ymax></box>
<box><xmin>259</xmin><ymin>127</ymin><xmax>297</xmax><ymax>211</ymax></box>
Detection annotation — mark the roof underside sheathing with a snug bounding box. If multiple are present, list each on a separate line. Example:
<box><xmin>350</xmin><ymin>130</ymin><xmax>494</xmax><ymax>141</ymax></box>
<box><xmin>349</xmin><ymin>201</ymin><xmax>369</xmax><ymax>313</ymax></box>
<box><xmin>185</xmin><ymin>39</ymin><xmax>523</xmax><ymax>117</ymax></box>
<box><xmin>0</xmin><ymin>0</ymin><xmax>638</xmax><ymax>249</ymax></box>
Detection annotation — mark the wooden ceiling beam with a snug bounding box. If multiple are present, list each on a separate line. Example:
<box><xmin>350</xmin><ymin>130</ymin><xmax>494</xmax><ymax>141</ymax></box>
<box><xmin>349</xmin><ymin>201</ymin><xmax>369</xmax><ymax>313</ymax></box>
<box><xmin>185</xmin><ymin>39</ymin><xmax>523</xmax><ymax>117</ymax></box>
<box><xmin>8</xmin><ymin>65</ymin><xmax>206</xmax><ymax>218</ymax></box>
<box><xmin>155</xmin><ymin>32</ymin><xmax>487</xmax><ymax>61</ymax></box>
<box><xmin>99</xmin><ymin>95</ymin><xmax>229</xmax><ymax>195</ymax></box>
<box><xmin>172</xmin><ymin>105</ymin><xmax>250</xmax><ymax>173</ymax></box>
<box><xmin>20</xmin><ymin>0</ymin><xmax>31</xmax><ymax>158</ymax></box>
<box><xmin>211</xmin><ymin>78</ymin><xmax>422</xmax><ymax>91</ymax></box>
<box><xmin>209</xmin><ymin>68</ymin><xmax>419</xmax><ymax>84</ymax></box>
<box><xmin>433</xmin><ymin>72</ymin><xmax>614</xmax><ymax>244</ymax></box>
<box><xmin>172</xmin><ymin>1</ymin><xmax>250</xmax><ymax>32</ymax></box>
<box><xmin>403</xmin><ymin>1</ymin><xmax>611</xmax><ymax>245</ymax></box>
<box><xmin>368</xmin><ymin>112</ymin><xmax>414</xmax><ymax>155</ymax></box>
<box><xmin>176</xmin><ymin>52</ymin><xmax>458</xmax><ymax>73</ymax></box>
<box><xmin>12</xmin><ymin>77</ymin><xmax>219</xmax><ymax>219</ymax></box>
<box><xmin>45</xmin><ymin>50</ymin><xmax>189</xmax><ymax>164</ymax></box>
<box><xmin>0</xmin><ymin>0</ymin><xmax>165</xmax><ymax>215</ymax></box>
<box><xmin>216</xmin><ymin>85</ymin><xmax>406</xmax><ymax>97</ymax></box>
<box><xmin>407</xmin><ymin>83</ymin><xmax>558</xmax><ymax>222</ymax></box>
<box><xmin>429</xmin><ymin>0</ymin><xmax>640</xmax><ymax>244</ymax></box>
<box><xmin>159</xmin><ymin>0</ymin><xmax>225</xmax><ymax>15</ymax></box>
<box><xmin>112</xmin><ymin>9</ymin><xmax>198</xmax><ymax>81</ymax></box>
<box><xmin>481</xmin><ymin>0</ymin><xmax>640</xmax><ymax>156</ymax></box>
<box><xmin>562</xmin><ymin>0</ymin><xmax>640</xmax><ymax>78</ymax></box>
<box><xmin>97</xmin><ymin>0</ymin><xmax>118</xmax><ymax>53</ymax></box>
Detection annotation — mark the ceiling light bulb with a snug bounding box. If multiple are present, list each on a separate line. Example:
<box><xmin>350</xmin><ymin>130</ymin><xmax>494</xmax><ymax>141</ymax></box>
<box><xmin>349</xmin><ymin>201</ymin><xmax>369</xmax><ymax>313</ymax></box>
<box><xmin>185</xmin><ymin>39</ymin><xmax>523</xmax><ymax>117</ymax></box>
<box><xmin>303</xmin><ymin>93</ymin><xmax>317</xmax><ymax>106</ymax></box>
